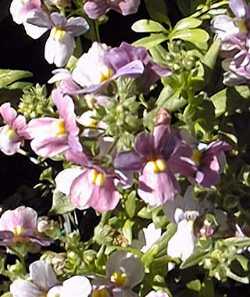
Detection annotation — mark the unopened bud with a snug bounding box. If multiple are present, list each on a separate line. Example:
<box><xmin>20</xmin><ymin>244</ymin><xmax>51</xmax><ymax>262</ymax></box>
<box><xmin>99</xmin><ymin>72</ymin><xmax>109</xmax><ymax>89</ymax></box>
<box><xmin>155</xmin><ymin>108</ymin><xmax>171</xmax><ymax>126</ymax></box>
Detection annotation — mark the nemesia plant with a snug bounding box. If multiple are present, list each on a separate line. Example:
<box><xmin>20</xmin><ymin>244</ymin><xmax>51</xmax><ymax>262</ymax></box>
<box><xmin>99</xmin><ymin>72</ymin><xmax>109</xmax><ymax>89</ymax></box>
<box><xmin>1</xmin><ymin>0</ymin><xmax>250</xmax><ymax>296</ymax></box>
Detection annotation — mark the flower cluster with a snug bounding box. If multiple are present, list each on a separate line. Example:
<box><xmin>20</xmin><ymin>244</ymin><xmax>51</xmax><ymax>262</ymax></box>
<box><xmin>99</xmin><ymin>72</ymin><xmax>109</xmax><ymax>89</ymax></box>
<box><xmin>2</xmin><ymin>0</ymin><xmax>250</xmax><ymax>296</ymax></box>
<box><xmin>212</xmin><ymin>0</ymin><xmax>250</xmax><ymax>85</ymax></box>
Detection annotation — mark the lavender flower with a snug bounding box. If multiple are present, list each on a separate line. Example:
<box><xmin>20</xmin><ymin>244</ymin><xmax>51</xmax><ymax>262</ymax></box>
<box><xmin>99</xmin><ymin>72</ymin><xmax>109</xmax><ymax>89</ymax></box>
<box><xmin>212</xmin><ymin>0</ymin><xmax>250</xmax><ymax>40</ymax></box>
<box><xmin>192</xmin><ymin>141</ymin><xmax>231</xmax><ymax>188</ymax></box>
<box><xmin>115</xmin><ymin>121</ymin><xmax>195</xmax><ymax>206</ymax></box>
<box><xmin>84</xmin><ymin>0</ymin><xmax>141</xmax><ymax>19</ymax></box>
<box><xmin>212</xmin><ymin>0</ymin><xmax>250</xmax><ymax>85</ymax></box>
<box><xmin>0</xmin><ymin>207</ymin><xmax>51</xmax><ymax>247</ymax></box>
<box><xmin>26</xmin><ymin>11</ymin><xmax>89</xmax><ymax>66</ymax></box>
<box><xmin>72</xmin><ymin>42</ymin><xmax>171</xmax><ymax>94</ymax></box>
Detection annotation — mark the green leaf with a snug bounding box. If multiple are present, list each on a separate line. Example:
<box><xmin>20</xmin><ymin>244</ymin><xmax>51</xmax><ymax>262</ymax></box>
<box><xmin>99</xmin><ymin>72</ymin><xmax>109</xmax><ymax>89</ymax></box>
<box><xmin>183</xmin><ymin>99</ymin><xmax>215</xmax><ymax>133</ymax></box>
<box><xmin>211</xmin><ymin>86</ymin><xmax>250</xmax><ymax>117</ymax></box>
<box><xmin>170</xmin><ymin>29</ymin><xmax>209</xmax><ymax>50</ymax></box>
<box><xmin>1</xmin><ymin>293</ymin><xmax>12</xmax><ymax>297</ymax></box>
<box><xmin>181</xmin><ymin>249</ymin><xmax>209</xmax><ymax>269</ymax></box>
<box><xmin>202</xmin><ymin>39</ymin><xmax>221</xmax><ymax>70</ymax></box>
<box><xmin>186</xmin><ymin>280</ymin><xmax>201</xmax><ymax>292</ymax></box>
<box><xmin>227</xmin><ymin>270</ymin><xmax>249</xmax><ymax>284</ymax></box>
<box><xmin>50</xmin><ymin>191</ymin><xmax>75</xmax><ymax>215</ymax></box>
<box><xmin>223</xmin><ymin>237</ymin><xmax>250</xmax><ymax>248</ymax></box>
<box><xmin>0</xmin><ymin>69</ymin><xmax>32</xmax><ymax>88</ymax></box>
<box><xmin>132</xmin><ymin>19</ymin><xmax>167</xmax><ymax>33</ymax></box>
<box><xmin>125</xmin><ymin>191</ymin><xmax>136</xmax><ymax>218</ymax></box>
<box><xmin>174</xmin><ymin>17</ymin><xmax>202</xmax><ymax>31</ymax></box>
<box><xmin>149</xmin><ymin>45</ymin><xmax>169</xmax><ymax>64</ymax></box>
<box><xmin>157</xmin><ymin>85</ymin><xmax>187</xmax><ymax>111</ymax></box>
<box><xmin>122</xmin><ymin>219</ymin><xmax>134</xmax><ymax>244</ymax></box>
<box><xmin>235</xmin><ymin>255</ymin><xmax>249</xmax><ymax>271</ymax></box>
<box><xmin>177</xmin><ymin>0</ymin><xmax>203</xmax><ymax>16</ymax></box>
<box><xmin>144</xmin><ymin>0</ymin><xmax>170</xmax><ymax>24</ymax></box>
<box><xmin>133</xmin><ymin>33</ymin><xmax>168</xmax><ymax>49</ymax></box>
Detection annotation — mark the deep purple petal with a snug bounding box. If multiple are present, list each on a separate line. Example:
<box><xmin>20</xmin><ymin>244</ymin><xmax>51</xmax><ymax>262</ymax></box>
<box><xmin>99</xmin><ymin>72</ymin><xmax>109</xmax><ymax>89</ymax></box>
<box><xmin>114</xmin><ymin>151</ymin><xmax>143</xmax><ymax>171</ymax></box>
<box><xmin>134</xmin><ymin>132</ymin><xmax>154</xmax><ymax>156</ymax></box>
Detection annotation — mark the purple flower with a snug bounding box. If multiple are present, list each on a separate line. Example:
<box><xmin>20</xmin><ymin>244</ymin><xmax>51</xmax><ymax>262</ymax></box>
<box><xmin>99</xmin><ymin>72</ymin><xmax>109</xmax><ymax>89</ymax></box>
<box><xmin>104</xmin><ymin>42</ymin><xmax>172</xmax><ymax>92</ymax></box>
<box><xmin>212</xmin><ymin>0</ymin><xmax>250</xmax><ymax>40</ymax></box>
<box><xmin>26</xmin><ymin>11</ymin><xmax>89</xmax><ymax>66</ymax></box>
<box><xmin>72</xmin><ymin>42</ymin><xmax>171</xmax><ymax>94</ymax></box>
<box><xmin>0</xmin><ymin>103</ymin><xmax>29</xmax><ymax>155</ymax></box>
<box><xmin>219</xmin><ymin>34</ymin><xmax>250</xmax><ymax>85</ymax></box>
<box><xmin>0</xmin><ymin>207</ymin><xmax>51</xmax><ymax>247</ymax></box>
<box><xmin>192</xmin><ymin>141</ymin><xmax>231</xmax><ymax>187</ymax></box>
<box><xmin>27</xmin><ymin>89</ymin><xmax>82</xmax><ymax>159</ymax></box>
<box><xmin>115</xmin><ymin>122</ymin><xmax>195</xmax><ymax>206</ymax></box>
<box><xmin>211</xmin><ymin>0</ymin><xmax>250</xmax><ymax>85</ymax></box>
<box><xmin>84</xmin><ymin>0</ymin><xmax>141</xmax><ymax>19</ymax></box>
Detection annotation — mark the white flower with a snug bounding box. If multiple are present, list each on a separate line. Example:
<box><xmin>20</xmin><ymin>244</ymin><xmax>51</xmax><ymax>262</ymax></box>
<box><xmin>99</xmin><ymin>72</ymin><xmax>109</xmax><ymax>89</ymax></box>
<box><xmin>167</xmin><ymin>219</ymin><xmax>196</xmax><ymax>262</ymax></box>
<box><xmin>10</xmin><ymin>261</ymin><xmax>60</xmax><ymax>297</ymax></box>
<box><xmin>55</xmin><ymin>167</ymin><xmax>83</xmax><ymax>196</ymax></box>
<box><xmin>72</xmin><ymin>42</ymin><xmax>112</xmax><ymax>87</ymax></box>
<box><xmin>61</xmin><ymin>276</ymin><xmax>92</xmax><ymax>297</ymax></box>
<box><xmin>138</xmin><ymin>223</ymin><xmax>162</xmax><ymax>253</ymax></box>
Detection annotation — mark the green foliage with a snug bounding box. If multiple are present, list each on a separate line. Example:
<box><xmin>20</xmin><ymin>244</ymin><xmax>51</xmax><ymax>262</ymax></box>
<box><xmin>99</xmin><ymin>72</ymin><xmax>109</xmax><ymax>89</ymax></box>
<box><xmin>0</xmin><ymin>69</ymin><xmax>32</xmax><ymax>89</ymax></box>
<box><xmin>18</xmin><ymin>84</ymin><xmax>54</xmax><ymax>119</ymax></box>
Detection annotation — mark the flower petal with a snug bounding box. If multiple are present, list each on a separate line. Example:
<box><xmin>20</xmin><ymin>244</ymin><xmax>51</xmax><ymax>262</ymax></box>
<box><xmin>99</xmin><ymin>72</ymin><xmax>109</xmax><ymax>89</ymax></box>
<box><xmin>61</xmin><ymin>276</ymin><xmax>92</xmax><ymax>297</ymax></box>
<box><xmin>30</xmin><ymin>260</ymin><xmax>59</xmax><ymax>291</ymax></box>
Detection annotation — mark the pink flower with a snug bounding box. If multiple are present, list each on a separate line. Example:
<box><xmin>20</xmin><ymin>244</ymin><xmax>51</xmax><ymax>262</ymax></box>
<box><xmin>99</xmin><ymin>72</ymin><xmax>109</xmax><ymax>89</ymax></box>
<box><xmin>0</xmin><ymin>206</ymin><xmax>50</xmax><ymax>246</ymax></box>
<box><xmin>28</xmin><ymin>89</ymin><xmax>82</xmax><ymax>159</ymax></box>
<box><xmin>84</xmin><ymin>0</ymin><xmax>141</xmax><ymax>19</ymax></box>
<box><xmin>0</xmin><ymin>103</ymin><xmax>29</xmax><ymax>155</ymax></box>
<box><xmin>55</xmin><ymin>156</ymin><xmax>120</xmax><ymax>213</ymax></box>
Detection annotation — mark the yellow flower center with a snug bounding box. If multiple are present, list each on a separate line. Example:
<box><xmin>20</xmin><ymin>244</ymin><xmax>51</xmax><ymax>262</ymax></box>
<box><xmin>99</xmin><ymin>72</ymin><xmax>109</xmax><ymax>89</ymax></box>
<box><xmin>92</xmin><ymin>288</ymin><xmax>110</xmax><ymax>297</ymax></box>
<box><xmin>236</xmin><ymin>19</ymin><xmax>248</xmax><ymax>33</ymax></box>
<box><xmin>51</xmin><ymin>27</ymin><xmax>66</xmax><ymax>41</ymax></box>
<box><xmin>13</xmin><ymin>225</ymin><xmax>24</xmax><ymax>237</ymax></box>
<box><xmin>192</xmin><ymin>149</ymin><xmax>202</xmax><ymax>165</ymax></box>
<box><xmin>6</xmin><ymin>126</ymin><xmax>17</xmax><ymax>140</ymax></box>
<box><xmin>110</xmin><ymin>272</ymin><xmax>128</xmax><ymax>287</ymax></box>
<box><xmin>90</xmin><ymin>169</ymin><xmax>106</xmax><ymax>187</ymax></box>
<box><xmin>54</xmin><ymin>119</ymin><xmax>66</xmax><ymax>137</ymax></box>
<box><xmin>99</xmin><ymin>68</ymin><xmax>113</xmax><ymax>83</ymax></box>
<box><xmin>145</xmin><ymin>159</ymin><xmax>167</xmax><ymax>174</ymax></box>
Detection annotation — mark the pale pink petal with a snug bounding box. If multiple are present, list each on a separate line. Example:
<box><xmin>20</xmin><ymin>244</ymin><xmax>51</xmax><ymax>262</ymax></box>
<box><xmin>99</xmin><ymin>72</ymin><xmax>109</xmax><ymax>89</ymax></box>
<box><xmin>70</xmin><ymin>171</ymin><xmax>93</xmax><ymax>209</ymax></box>
<box><xmin>0</xmin><ymin>103</ymin><xmax>17</xmax><ymax>125</ymax></box>
<box><xmin>89</xmin><ymin>177</ymin><xmax>120</xmax><ymax>212</ymax></box>
<box><xmin>55</xmin><ymin>167</ymin><xmax>83</xmax><ymax>196</ymax></box>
